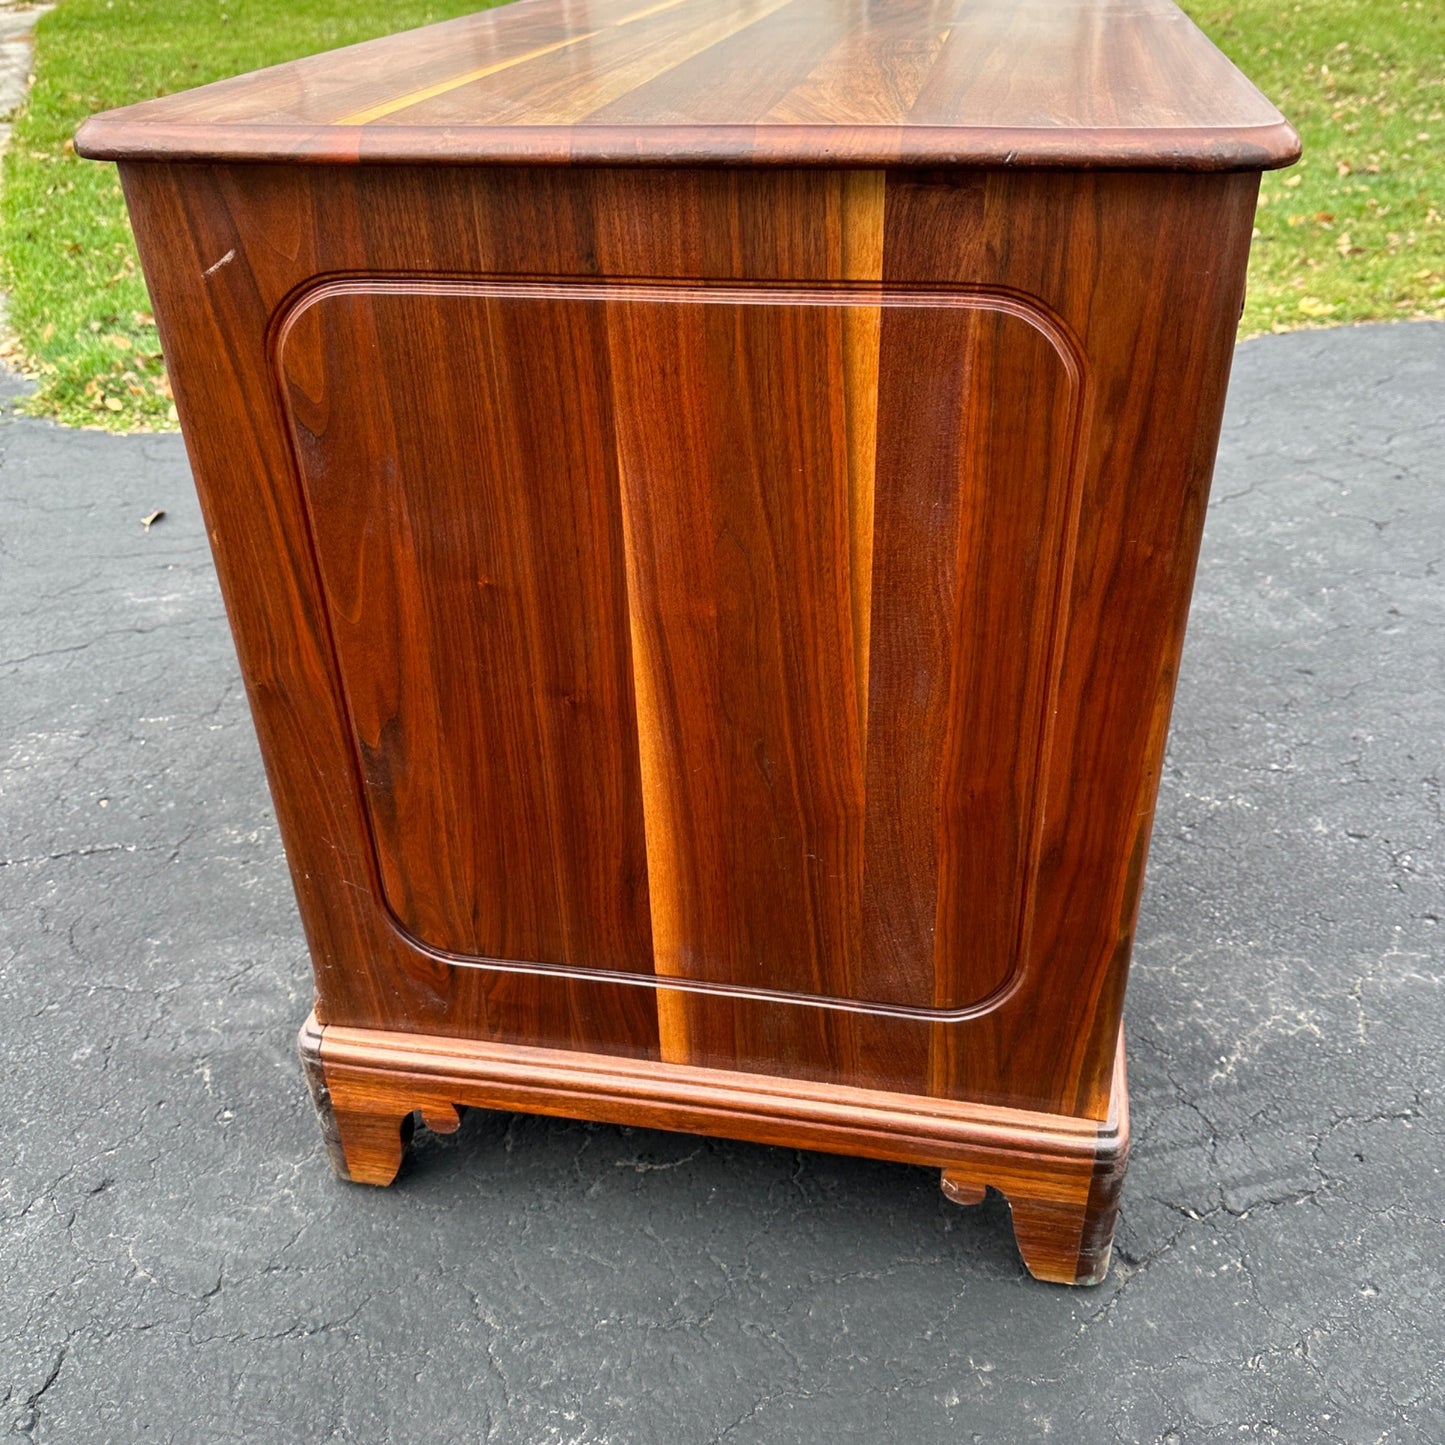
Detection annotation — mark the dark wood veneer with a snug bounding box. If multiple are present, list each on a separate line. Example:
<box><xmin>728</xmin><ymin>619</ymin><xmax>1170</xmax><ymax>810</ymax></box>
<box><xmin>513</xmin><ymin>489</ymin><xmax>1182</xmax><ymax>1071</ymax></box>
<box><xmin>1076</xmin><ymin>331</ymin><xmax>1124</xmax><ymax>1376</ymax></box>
<box><xmin>76</xmin><ymin>0</ymin><xmax>1300</xmax><ymax>172</ymax></box>
<box><xmin>79</xmin><ymin>0</ymin><xmax>1296</xmax><ymax>1284</ymax></box>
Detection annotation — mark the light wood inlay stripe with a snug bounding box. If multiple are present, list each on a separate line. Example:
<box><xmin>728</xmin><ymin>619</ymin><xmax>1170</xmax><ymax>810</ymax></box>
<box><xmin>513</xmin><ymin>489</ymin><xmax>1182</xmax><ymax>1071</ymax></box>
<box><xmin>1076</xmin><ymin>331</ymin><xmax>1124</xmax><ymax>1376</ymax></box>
<box><xmin>615</xmin><ymin>443</ymin><xmax>689</xmax><ymax>1064</ymax></box>
<box><xmin>336</xmin><ymin>0</ymin><xmax>690</xmax><ymax>126</ymax></box>
<box><xmin>337</xmin><ymin>37</ymin><xmax>600</xmax><ymax>126</ymax></box>
<box><xmin>615</xmin><ymin>0</ymin><xmax>696</xmax><ymax>24</ymax></box>
<box><xmin>839</xmin><ymin>171</ymin><xmax>884</xmax><ymax>763</ymax></box>
<box><xmin>391</xmin><ymin>0</ymin><xmax>801</xmax><ymax>130</ymax></box>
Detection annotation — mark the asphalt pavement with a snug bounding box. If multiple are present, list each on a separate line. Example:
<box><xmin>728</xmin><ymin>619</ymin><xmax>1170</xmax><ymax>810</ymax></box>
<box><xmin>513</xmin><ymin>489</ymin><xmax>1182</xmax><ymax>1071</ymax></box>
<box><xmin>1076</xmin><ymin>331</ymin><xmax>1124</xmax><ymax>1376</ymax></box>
<box><xmin>2</xmin><ymin>322</ymin><xmax>1441</xmax><ymax>1443</ymax></box>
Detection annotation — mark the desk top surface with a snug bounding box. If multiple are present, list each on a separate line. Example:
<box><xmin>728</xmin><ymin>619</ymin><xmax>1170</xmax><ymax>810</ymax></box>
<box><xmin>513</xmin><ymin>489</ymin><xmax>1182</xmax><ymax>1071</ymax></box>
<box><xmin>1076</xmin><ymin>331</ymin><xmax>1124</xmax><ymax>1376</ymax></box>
<box><xmin>77</xmin><ymin>0</ymin><xmax>1299</xmax><ymax>171</ymax></box>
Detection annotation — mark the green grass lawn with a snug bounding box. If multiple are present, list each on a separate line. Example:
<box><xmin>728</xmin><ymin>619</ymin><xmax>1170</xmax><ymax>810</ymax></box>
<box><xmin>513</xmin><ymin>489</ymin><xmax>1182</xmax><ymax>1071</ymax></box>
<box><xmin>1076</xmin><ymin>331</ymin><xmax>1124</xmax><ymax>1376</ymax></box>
<box><xmin>0</xmin><ymin>0</ymin><xmax>494</xmax><ymax>429</ymax></box>
<box><xmin>0</xmin><ymin>0</ymin><xmax>1440</xmax><ymax>430</ymax></box>
<box><xmin>1181</xmin><ymin>0</ymin><xmax>1444</xmax><ymax>337</ymax></box>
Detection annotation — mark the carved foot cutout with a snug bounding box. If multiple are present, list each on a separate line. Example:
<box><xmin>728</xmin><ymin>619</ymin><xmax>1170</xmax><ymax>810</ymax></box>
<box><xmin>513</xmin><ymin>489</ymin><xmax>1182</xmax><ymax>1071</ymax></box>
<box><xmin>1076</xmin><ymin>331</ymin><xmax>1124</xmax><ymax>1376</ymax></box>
<box><xmin>300</xmin><ymin>1015</ymin><xmax>1129</xmax><ymax>1284</ymax></box>
<box><xmin>420</xmin><ymin>1103</ymin><xmax>463</xmax><ymax>1135</ymax></box>
<box><xmin>939</xmin><ymin>1171</ymin><xmax>987</xmax><ymax>1206</ymax></box>
<box><xmin>299</xmin><ymin>1015</ymin><xmax>432</xmax><ymax>1186</ymax></box>
<box><xmin>940</xmin><ymin>1170</ymin><xmax>1123</xmax><ymax>1285</ymax></box>
<box><xmin>328</xmin><ymin>1106</ymin><xmax>414</xmax><ymax>1186</ymax></box>
<box><xmin>319</xmin><ymin>1103</ymin><xmax>466</xmax><ymax>1187</ymax></box>
<box><xmin>1005</xmin><ymin>1196</ymin><xmax>1105</xmax><ymax>1285</ymax></box>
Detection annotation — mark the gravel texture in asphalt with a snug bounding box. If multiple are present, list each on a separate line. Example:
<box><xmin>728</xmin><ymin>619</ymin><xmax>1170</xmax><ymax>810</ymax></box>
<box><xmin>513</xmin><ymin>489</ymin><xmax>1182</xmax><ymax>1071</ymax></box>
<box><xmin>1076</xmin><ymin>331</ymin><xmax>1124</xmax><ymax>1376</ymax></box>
<box><xmin>1</xmin><ymin>323</ymin><xmax>1442</xmax><ymax>1443</ymax></box>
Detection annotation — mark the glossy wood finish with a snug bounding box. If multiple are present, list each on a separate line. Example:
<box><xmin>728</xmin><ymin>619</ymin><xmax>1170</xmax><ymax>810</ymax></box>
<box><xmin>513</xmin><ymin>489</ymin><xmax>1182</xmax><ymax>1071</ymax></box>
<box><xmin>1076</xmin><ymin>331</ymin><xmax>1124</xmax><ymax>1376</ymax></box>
<box><xmin>107</xmin><ymin>161</ymin><xmax>1262</xmax><ymax>1279</ymax></box>
<box><xmin>80</xmin><ymin>0</ymin><xmax>1295</xmax><ymax>1284</ymax></box>
<box><xmin>107</xmin><ymin>161</ymin><xmax>1258</xmax><ymax>1114</ymax></box>
<box><xmin>75</xmin><ymin>0</ymin><xmax>1298</xmax><ymax>171</ymax></box>
<box><xmin>281</xmin><ymin>283</ymin><xmax>655</xmax><ymax>973</ymax></box>
<box><xmin>279</xmin><ymin>272</ymin><xmax>1082</xmax><ymax>1019</ymax></box>
<box><xmin>301</xmin><ymin>1013</ymin><xmax>1128</xmax><ymax>1285</ymax></box>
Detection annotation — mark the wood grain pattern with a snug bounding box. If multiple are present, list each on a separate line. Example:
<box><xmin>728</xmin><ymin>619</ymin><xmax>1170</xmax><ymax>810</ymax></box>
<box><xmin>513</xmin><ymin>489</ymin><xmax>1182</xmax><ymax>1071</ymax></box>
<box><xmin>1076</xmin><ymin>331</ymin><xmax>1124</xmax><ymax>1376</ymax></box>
<box><xmin>861</xmin><ymin>300</ymin><xmax>1082</xmax><ymax>1013</ymax></box>
<box><xmin>271</xmin><ymin>273</ymin><xmax>1081</xmax><ymax>1023</ymax></box>
<box><xmin>839</xmin><ymin>170</ymin><xmax>883</xmax><ymax>756</ymax></box>
<box><xmin>279</xmin><ymin>284</ymin><xmax>653</xmax><ymax>973</ymax></box>
<box><xmin>74</xmin><ymin>0</ymin><xmax>1300</xmax><ymax>171</ymax></box>
<box><xmin>303</xmin><ymin>1011</ymin><xmax>1127</xmax><ymax>1284</ymax></box>
<box><xmin>87</xmin><ymin>0</ymin><xmax>1289</xmax><ymax>1279</ymax></box>
<box><xmin>108</xmin><ymin>160</ymin><xmax>1261</xmax><ymax>1127</ymax></box>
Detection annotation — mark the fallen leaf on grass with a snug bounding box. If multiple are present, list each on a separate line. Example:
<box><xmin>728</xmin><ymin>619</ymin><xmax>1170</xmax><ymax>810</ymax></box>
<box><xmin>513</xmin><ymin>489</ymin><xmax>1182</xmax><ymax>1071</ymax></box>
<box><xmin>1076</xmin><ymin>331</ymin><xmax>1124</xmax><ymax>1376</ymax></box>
<box><xmin>1297</xmin><ymin>297</ymin><xmax>1339</xmax><ymax>317</ymax></box>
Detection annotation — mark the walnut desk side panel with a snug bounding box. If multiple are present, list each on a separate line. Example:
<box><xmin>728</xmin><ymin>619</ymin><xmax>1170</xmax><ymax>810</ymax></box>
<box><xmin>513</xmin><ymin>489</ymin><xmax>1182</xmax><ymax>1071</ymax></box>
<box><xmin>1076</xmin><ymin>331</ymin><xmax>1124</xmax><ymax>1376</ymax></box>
<box><xmin>120</xmin><ymin>162</ymin><xmax>1257</xmax><ymax>1281</ymax></box>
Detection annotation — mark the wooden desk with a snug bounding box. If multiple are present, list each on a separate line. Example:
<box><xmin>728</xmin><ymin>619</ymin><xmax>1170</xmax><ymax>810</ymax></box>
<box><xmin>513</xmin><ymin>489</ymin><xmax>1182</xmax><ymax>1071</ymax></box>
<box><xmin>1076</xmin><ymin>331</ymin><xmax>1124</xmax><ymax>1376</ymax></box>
<box><xmin>78</xmin><ymin>0</ymin><xmax>1298</xmax><ymax>1284</ymax></box>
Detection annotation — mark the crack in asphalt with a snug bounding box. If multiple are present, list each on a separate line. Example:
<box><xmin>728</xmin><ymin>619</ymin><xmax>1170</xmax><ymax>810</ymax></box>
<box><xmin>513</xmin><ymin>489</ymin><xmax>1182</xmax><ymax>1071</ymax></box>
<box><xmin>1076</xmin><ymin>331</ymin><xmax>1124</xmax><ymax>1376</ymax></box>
<box><xmin>1</xmin><ymin>326</ymin><xmax>1442</xmax><ymax>1441</ymax></box>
